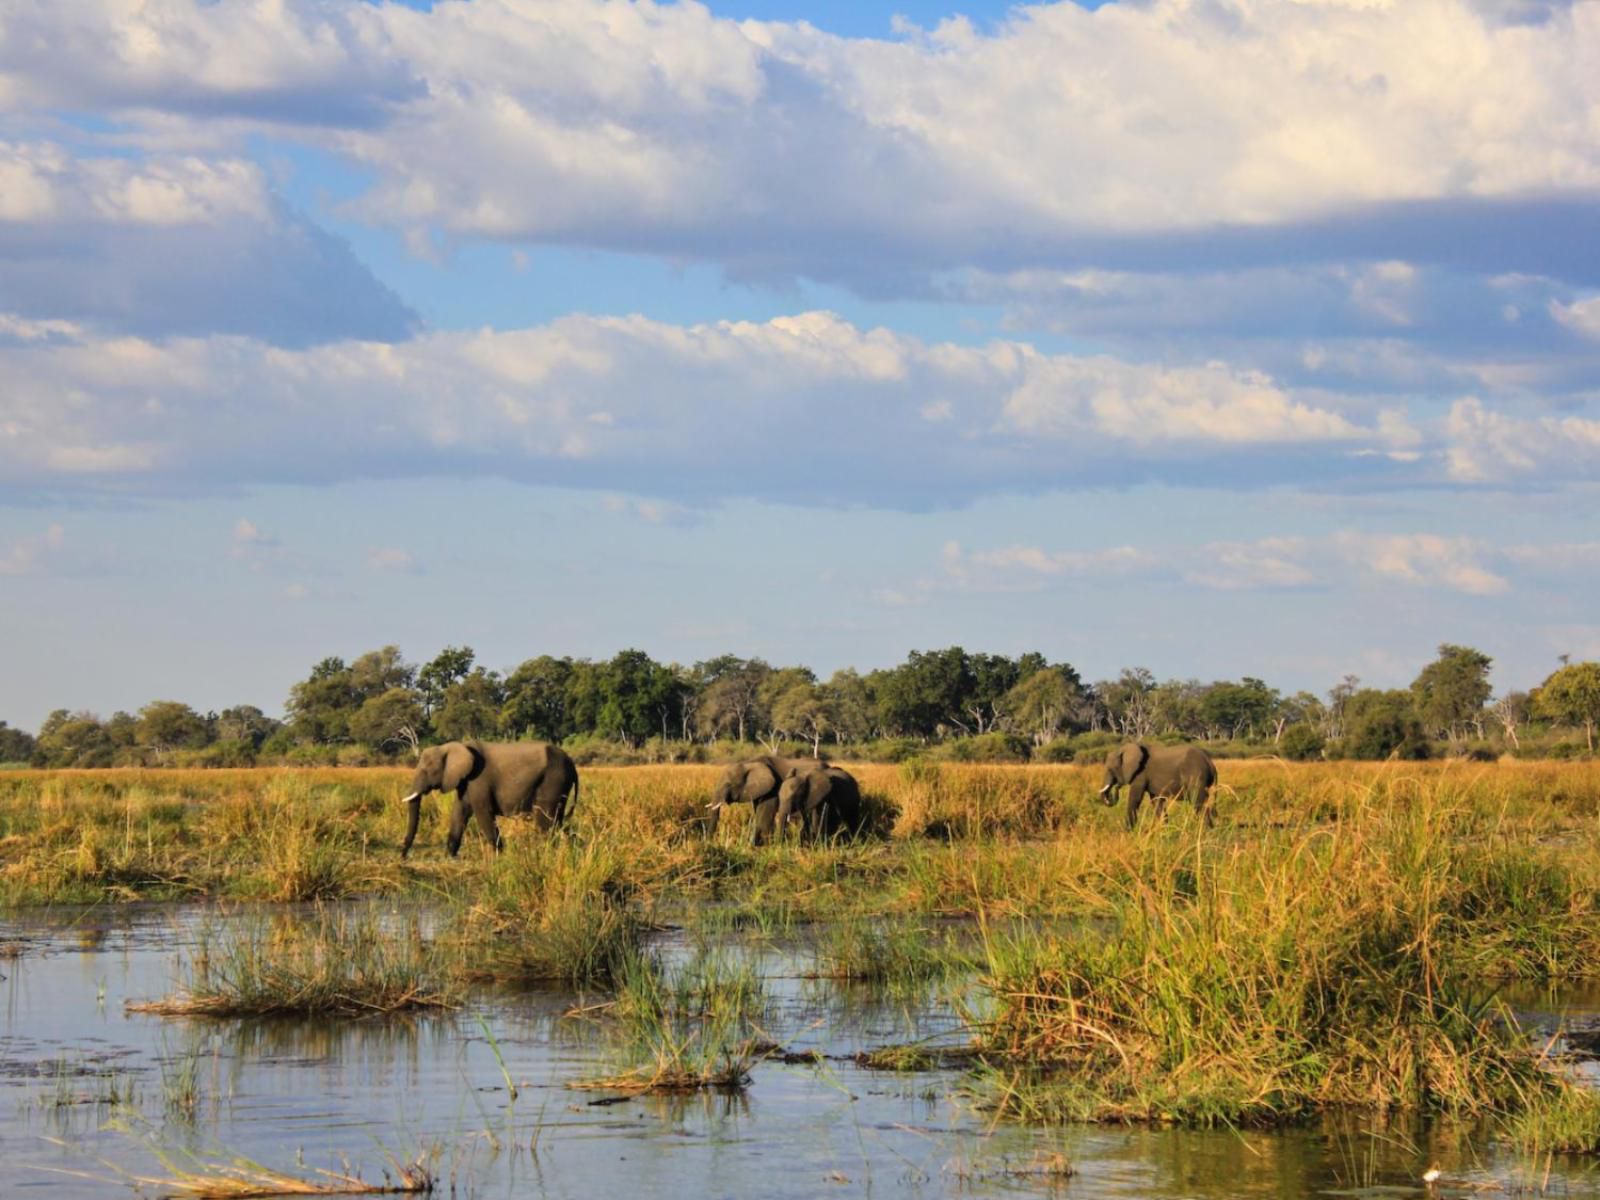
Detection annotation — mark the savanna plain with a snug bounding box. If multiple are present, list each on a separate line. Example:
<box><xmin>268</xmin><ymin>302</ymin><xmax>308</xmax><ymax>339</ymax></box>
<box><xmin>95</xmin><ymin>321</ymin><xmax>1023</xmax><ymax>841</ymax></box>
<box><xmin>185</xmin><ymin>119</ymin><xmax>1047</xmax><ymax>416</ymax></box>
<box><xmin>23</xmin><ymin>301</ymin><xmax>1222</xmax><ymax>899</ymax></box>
<box><xmin>4</xmin><ymin>760</ymin><xmax>1600</xmax><ymax>1197</ymax></box>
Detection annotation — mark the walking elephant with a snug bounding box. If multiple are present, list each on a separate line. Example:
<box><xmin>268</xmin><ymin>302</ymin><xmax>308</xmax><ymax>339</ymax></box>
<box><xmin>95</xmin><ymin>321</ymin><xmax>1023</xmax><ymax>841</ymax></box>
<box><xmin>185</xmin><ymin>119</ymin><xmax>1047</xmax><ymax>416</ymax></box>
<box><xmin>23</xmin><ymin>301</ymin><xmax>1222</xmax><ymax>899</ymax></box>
<box><xmin>706</xmin><ymin>755</ymin><xmax>828</xmax><ymax>845</ymax></box>
<box><xmin>1098</xmin><ymin>743</ymin><xmax>1217</xmax><ymax>829</ymax></box>
<box><xmin>399</xmin><ymin>739</ymin><xmax>579</xmax><ymax>858</ymax></box>
<box><xmin>775</xmin><ymin>766</ymin><xmax>862</xmax><ymax>845</ymax></box>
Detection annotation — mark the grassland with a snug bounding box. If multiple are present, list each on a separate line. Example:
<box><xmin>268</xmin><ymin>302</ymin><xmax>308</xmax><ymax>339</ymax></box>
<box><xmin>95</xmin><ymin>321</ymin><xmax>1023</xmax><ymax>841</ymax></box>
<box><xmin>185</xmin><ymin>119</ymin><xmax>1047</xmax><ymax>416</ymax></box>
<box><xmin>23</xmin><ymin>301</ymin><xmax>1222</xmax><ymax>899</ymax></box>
<box><xmin>6</xmin><ymin>760</ymin><xmax>1600</xmax><ymax>1141</ymax></box>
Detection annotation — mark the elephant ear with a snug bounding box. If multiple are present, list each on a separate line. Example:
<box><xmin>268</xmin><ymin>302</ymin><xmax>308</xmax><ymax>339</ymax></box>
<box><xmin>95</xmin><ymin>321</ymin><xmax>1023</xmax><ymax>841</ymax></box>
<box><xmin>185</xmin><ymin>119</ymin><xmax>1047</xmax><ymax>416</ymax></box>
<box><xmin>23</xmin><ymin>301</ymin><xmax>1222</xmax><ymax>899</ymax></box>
<box><xmin>1118</xmin><ymin>743</ymin><xmax>1149</xmax><ymax>782</ymax></box>
<box><xmin>441</xmin><ymin>742</ymin><xmax>480</xmax><ymax>791</ymax></box>
<box><xmin>745</xmin><ymin>761</ymin><xmax>780</xmax><ymax>799</ymax></box>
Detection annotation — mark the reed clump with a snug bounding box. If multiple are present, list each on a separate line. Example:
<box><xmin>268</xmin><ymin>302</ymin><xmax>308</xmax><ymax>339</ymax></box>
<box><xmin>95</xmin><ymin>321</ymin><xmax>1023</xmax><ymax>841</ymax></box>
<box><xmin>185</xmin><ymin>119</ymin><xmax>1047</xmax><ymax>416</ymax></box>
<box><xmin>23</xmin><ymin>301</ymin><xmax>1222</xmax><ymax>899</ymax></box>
<box><xmin>442</xmin><ymin>834</ymin><xmax>644</xmax><ymax>986</ymax></box>
<box><xmin>974</xmin><ymin>791</ymin><xmax>1600</xmax><ymax>1128</ymax></box>
<box><xmin>128</xmin><ymin>904</ymin><xmax>458</xmax><ymax>1018</ymax></box>
<box><xmin>571</xmin><ymin>947</ymin><xmax>766</xmax><ymax>1095</ymax></box>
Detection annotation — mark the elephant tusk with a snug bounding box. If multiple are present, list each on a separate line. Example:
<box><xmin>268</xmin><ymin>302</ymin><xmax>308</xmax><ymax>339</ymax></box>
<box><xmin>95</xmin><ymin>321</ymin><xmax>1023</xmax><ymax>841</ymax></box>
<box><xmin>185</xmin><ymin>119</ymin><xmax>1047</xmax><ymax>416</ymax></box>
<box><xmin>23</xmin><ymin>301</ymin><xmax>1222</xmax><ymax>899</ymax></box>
<box><xmin>399</xmin><ymin>792</ymin><xmax>421</xmax><ymax>805</ymax></box>
<box><xmin>705</xmin><ymin>801</ymin><xmax>724</xmax><ymax>812</ymax></box>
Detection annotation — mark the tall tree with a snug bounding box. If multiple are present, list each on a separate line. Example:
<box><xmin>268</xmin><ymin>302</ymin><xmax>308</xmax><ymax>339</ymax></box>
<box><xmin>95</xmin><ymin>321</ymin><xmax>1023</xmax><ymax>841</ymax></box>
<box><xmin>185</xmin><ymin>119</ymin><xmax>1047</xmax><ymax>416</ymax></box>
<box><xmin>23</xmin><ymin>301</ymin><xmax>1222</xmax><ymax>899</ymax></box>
<box><xmin>1410</xmin><ymin>644</ymin><xmax>1493</xmax><ymax>742</ymax></box>
<box><xmin>434</xmin><ymin>668</ymin><xmax>505</xmax><ymax>741</ymax></box>
<box><xmin>1535</xmin><ymin>661</ymin><xmax>1600</xmax><ymax>751</ymax></box>
<box><xmin>417</xmin><ymin>646</ymin><xmax>475</xmax><ymax>716</ymax></box>
<box><xmin>502</xmin><ymin>655</ymin><xmax>575</xmax><ymax>741</ymax></box>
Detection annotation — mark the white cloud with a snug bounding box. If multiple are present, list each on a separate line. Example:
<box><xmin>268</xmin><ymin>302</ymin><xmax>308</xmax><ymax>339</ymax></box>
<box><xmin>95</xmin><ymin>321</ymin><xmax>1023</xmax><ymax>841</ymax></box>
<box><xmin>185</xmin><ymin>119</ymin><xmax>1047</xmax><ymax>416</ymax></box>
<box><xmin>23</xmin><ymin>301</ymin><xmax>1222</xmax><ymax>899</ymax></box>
<box><xmin>0</xmin><ymin>310</ymin><xmax>1411</xmax><ymax>507</ymax></box>
<box><xmin>2</xmin><ymin>1</ymin><xmax>1598</xmax><ymax>281</ymax></box>
<box><xmin>1444</xmin><ymin>396</ymin><xmax>1600</xmax><ymax>482</ymax></box>
<box><xmin>232</xmin><ymin>518</ymin><xmax>276</xmax><ymax>547</ymax></box>
<box><xmin>937</xmin><ymin>529</ymin><xmax>1528</xmax><ymax>597</ymax></box>
<box><xmin>1330</xmin><ymin>531</ymin><xmax>1510</xmax><ymax>596</ymax></box>
<box><xmin>0</xmin><ymin>523</ymin><xmax>63</xmax><ymax>576</ymax></box>
<box><xmin>0</xmin><ymin>141</ymin><xmax>414</xmax><ymax>344</ymax></box>
<box><xmin>1551</xmin><ymin>296</ymin><xmax>1600</xmax><ymax>341</ymax></box>
<box><xmin>367</xmin><ymin>547</ymin><xmax>418</xmax><ymax>573</ymax></box>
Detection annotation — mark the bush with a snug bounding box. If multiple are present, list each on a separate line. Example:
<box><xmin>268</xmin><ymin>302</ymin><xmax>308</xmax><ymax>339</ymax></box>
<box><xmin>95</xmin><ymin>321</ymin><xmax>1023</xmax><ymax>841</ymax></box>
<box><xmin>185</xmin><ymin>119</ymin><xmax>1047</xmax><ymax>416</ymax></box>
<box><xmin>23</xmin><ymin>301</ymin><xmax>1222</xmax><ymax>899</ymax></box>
<box><xmin>941</xmin><ymin>732</ymin><xmax>1031</xmax><ymax>763</ymax></box>
<box><xmin>1340</xmin><ymin>690</ymin><xmax>1430</xmax><ymax>760</ymax></box>
<box><xmin>1066</xmin><ymin>731</ymin><xmax>1123</xmax><ymax>758</ymax></box>
<box><xmin>851</xmin><ymin>737</ymin><xmax>925</xmax><ymax>763</ymax></box>
<box><xmin>1035</xmin><ymin>738</ymin><xmax>1077</xmax><ymax>763</ymax></box>
<box><xmin>1278</xmin><ymin>724</ymin><xmax>1325</xmax><ymax>761</ymax></box>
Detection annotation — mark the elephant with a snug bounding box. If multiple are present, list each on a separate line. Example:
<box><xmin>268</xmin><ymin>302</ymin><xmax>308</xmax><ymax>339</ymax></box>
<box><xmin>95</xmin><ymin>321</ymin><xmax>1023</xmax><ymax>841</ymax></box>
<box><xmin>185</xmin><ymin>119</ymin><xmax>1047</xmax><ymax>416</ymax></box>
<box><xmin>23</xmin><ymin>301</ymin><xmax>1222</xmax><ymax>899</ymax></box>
<box><xmin>1098</xmin><ymin>743</ymin><xmax>1217</xmax><ymax>829</ymax></box>
<box><xmin>706</xmin><ymin>755</ymin><xmax>828</xmax><ymax>845</ymax></box>
<box><xmin>775</xmin><ymin>766</ymin><xmax>862</xmax><ymax>845</ymax></box>
<box><xmin>399</xmin><ymin>739</ymin><xmax>579</xmax><ymax>858</ymax></box>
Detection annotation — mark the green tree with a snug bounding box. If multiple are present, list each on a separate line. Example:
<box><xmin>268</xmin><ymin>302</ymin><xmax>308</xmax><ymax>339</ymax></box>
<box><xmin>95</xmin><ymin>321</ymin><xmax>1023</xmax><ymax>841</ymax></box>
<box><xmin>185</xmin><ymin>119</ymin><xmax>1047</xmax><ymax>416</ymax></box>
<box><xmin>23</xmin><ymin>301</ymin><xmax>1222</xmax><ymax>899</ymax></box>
<box><xmin>1002</xmin><ymin>667</ymin><xmax>1081</xmax><ymax>745</ymax></box>
<box><xmin>1410</xmin><ymin>644</ymin><xmax>1493</xmax><ymax>742</ymax></box>
<box><xmin>767</xmin><ymin>673</ymin><xmax>834</xmax><ymax>755</ymax></box>
<box><xmin>875</xmin><ymin>647</ymin><xmax>977</xmax><ymax>737</ymax></box>
<box><xmin>136</xmin><ymin>700</ymin><xmax>213</xmax><ymax>761</ymax></box>
<box><xmin>1340</xmin><ymin>689</ymin><xmax>1429</xmax><ymax>760</ymax></box>
<box><xmin>349</xmin><ymin>687</ymin><xmax>427</xmax><ymax>753</ymax></box>
<box><xmin>0</xmin><ymin>720</ymin><xmax>36</xmax><ymax>763</ymax></box>
<box><xmin>822</xmin><ymin>669</ymin><xmax>875</xmax><ymax>744</ymax></box>
<box><xmin>695</xmin><ymin>657</ymin><xmax>772</xmax><ymax>742</ymax></box>
<box><xmin>434</xmin><ymin>668</ymin><xmax>505</xmax><ymax>741</ymax></box>
<box><xmin>502</xmin><ymin>655</ymin><xmax>575</xmax><ymax>740</ymax></box>
<box><xmin>595</xmin><ymin>649</ymin><xmax>684</xmax><ymax>744</ymax></box>
<box><xmin>1096</xmin><ymin>668</ymin><xmax>1156</xmax><ymax>738</ymax></box>
<box><xmin>349</xmin><ymin>645</ymin><xmax>415</xmax><ymax>698</ymax></box>
<box><xmin>1198</xmin><ymin>677</ymin><xmax>1279</xmax><ymax>741</ymax></box>
<box><xmin>1534</xmin><ymin>661</ymin><xmax>1600</xmax><ymax>751</ymax></box>
<box><xmin>418</xmin><ymin>646</ymin><xmax>475</xmax><ymax>716</ymax></box>
<box><xmin>215</xmin><ymin>705</ymin><xmax>279</xmax><ymax>748</ymax></box>
<box><xmin>285</xmin><ymin>659</ymin><xmax>357</xmax><ymax>744</ymax></box>
<box><xmin>33</xmin><ymin>710</ymin><xmax>115</xmax><ymax>768</ymax></box>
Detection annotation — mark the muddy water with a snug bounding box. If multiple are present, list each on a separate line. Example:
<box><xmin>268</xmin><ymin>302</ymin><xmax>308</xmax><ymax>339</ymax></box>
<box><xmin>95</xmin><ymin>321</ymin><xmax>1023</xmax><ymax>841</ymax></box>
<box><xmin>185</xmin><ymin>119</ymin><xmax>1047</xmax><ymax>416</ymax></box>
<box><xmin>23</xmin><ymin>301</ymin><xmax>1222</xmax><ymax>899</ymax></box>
<box><xmin>2</xmin><ymin>906</ymin><xmax>1598</xmax><ymax>1198</ymax></box>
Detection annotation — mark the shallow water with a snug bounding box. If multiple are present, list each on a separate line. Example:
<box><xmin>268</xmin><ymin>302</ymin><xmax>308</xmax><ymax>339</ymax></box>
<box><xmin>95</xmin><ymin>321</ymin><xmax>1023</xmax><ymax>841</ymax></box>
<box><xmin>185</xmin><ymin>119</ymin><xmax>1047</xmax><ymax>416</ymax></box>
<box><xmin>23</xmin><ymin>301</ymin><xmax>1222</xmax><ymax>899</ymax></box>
<box><xmin>2</xmin><ymin>905</ymin><xmax>1598</xmax><ymax>1198</ymax></box>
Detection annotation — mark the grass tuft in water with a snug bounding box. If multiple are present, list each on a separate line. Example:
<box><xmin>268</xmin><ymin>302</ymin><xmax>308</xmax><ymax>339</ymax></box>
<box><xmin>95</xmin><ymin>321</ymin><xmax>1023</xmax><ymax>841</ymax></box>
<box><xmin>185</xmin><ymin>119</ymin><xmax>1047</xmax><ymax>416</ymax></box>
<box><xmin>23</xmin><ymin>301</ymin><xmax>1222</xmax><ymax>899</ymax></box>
<box><xmin>571</xmin><ymin>947</ymin><xmax>767</xmax><ymax>1095</ymax></box>
<box><xmin>127</xmin><ymin>904</ymin><xmax>458</xmax><ymax>1018</ymax></box>
<box><xmin>445</xmin><ymin>835</ymin><xmax>644</xmax><ymax>987</ymax></box>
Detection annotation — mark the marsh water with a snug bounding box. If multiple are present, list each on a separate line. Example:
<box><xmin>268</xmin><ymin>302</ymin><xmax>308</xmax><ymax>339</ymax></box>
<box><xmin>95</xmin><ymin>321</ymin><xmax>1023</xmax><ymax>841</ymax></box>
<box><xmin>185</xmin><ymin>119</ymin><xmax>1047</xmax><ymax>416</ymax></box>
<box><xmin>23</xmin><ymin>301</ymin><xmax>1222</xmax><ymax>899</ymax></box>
<box><xmin>3</xmin><ymin>905</ymin><xmax>1599</xmax><ymax>1198</ymax></box>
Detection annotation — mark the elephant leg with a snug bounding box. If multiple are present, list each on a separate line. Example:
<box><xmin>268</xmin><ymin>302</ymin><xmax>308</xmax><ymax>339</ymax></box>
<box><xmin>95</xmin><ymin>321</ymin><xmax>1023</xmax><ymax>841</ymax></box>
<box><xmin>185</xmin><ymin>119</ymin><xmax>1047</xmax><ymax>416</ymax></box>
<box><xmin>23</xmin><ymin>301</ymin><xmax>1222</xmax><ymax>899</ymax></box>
<box><xmin>1196</xmin><ymin>785</ymin><xmax>1215</xmax><ymax>827</ymax></box>
<box><xmin>446</xmin><ymin>791</ymin><xmax>472</xmax><ymax>857</ymax></box>
<box><xmin>751</xmin><ymin>796</ymin><xmax>779</xmax><ymax>845</ymax></box>
<box><xmin>813</xmin><ymin>802</ymin><xmax>834</xmax><ymax>845</ymax></box>
<box><xmin>470</xmin><ymin>789</ymin><xmax>502</xmax><ymax>853</ymax></box>
<box><xmin>531</xmin><ymin>775</ymin><xmax>564</xmax><ymax>831</ymax></box>
<box><xmin>1125</xmin><ymin>781</ymin><xmax>1147</xmax><ymax>830</ymax></box>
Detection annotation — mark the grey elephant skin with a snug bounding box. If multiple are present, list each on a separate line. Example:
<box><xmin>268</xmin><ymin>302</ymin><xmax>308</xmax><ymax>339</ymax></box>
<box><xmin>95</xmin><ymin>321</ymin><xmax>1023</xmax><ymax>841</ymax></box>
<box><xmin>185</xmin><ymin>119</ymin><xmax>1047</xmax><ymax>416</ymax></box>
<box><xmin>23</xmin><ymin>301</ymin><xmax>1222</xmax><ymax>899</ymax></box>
<box><xmin>775</xmin><ymin>766</ymin><xmax>862</xmax><ymax>844</ymax></box>
<box><xmin>707</xmin><ymin>755</ymin><xmax>828</xmax><ymax>844</ymax></box>
<box><xmin>1099</xmin><ymin>743</ymin><xmax>1217</xmax><ymax>829</ymax></box>
<box><xmin>399</xmin><ymin>739</ymin><xmax>579</xmax><ymax>857</ymax></box>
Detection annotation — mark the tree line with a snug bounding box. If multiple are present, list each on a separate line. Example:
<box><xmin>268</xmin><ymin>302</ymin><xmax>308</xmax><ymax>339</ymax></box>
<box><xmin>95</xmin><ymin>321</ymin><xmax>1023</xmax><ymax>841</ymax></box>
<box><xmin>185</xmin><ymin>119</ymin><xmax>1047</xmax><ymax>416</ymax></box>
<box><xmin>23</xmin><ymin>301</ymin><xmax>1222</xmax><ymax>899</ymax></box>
<box><xmin>6</xmin><ymin>644</ymin><xmax>1600</xmax><ymax>769</ymax></box>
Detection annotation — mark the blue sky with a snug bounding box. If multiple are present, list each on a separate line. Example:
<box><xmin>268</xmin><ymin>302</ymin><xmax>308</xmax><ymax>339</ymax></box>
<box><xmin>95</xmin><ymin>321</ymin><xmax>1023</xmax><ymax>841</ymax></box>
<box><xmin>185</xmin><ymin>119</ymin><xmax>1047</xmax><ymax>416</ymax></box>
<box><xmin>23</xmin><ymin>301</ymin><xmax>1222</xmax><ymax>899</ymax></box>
<box><xmin>2</xmin><ymin>0</ymin><xmax>1599</xmax><ymax>728</ymax></box>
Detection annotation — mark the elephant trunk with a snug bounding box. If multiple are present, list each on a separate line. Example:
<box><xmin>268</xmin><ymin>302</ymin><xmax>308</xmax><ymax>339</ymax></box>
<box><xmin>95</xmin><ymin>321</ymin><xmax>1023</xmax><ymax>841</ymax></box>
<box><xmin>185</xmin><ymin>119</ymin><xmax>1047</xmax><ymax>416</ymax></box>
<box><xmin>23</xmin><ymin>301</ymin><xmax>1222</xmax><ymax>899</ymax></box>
<box><xmin>1098</xmin><ymin>772</ymin><xmax>1118</xmax><ymax>805</ymax></box>
<box><xmin>399</xmin><ymin>794</ymin><xmax>422</xmax><ymax>858</ymax></box>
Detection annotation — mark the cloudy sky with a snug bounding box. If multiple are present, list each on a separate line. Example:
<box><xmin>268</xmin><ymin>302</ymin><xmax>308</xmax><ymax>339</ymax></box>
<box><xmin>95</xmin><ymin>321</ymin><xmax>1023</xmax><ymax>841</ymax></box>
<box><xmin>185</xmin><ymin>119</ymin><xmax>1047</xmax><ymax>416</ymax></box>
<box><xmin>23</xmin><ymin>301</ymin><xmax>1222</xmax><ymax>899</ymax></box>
<box><xmin>3</xmin><ymin>0</ymin><xmax>1598</xmax><ymax>727</ymax></box>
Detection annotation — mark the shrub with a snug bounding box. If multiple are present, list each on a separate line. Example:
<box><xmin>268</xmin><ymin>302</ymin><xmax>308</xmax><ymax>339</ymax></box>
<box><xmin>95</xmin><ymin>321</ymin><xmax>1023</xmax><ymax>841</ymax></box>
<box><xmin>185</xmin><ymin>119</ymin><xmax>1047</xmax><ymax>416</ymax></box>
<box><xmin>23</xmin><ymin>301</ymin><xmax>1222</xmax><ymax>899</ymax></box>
<box><xmin>1277</xmin><ymin>724</ymin><xmax>1324</xmax><ymax>761</ymax></box>
<box><xmin>942</xmin><ymin>732</ymin><xmax>1031</xmax><ymax>763</ymax></box>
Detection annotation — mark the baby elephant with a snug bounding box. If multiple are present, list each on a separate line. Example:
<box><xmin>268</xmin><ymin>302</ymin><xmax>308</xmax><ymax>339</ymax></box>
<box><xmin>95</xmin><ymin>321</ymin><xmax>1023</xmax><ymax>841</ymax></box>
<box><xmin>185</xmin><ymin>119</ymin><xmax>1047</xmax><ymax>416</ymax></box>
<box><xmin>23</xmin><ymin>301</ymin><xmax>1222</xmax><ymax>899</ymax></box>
<box><xmin>775</xmin><ymin>766</ymin><xmax>862</xmax><ymax>845</ymax></box>
<box><xmin>1099</xmin><ymin>743</ymin><xmax>1217</xmax><ymax>830</ymax></box>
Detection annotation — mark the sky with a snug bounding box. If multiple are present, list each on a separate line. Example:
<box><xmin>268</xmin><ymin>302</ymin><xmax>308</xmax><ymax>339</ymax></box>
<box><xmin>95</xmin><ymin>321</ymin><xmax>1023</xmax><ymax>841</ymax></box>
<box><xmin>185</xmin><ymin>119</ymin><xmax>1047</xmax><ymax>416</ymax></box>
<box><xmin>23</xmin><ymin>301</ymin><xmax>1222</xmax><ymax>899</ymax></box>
<box><xmin>2</xmin><ymin>0</ymin><xmax>1599</xmax><ymax>729</ymax></box>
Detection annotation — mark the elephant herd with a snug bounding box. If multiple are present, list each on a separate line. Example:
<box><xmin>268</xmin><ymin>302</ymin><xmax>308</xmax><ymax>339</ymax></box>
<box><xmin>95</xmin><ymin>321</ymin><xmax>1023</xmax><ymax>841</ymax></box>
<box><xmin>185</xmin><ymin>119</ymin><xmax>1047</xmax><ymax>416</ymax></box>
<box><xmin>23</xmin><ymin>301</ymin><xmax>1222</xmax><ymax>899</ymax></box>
<box><xmin>397</xmin><ymin>738</ymin><xmax>1218</xmax><ymax>857</ymax></box>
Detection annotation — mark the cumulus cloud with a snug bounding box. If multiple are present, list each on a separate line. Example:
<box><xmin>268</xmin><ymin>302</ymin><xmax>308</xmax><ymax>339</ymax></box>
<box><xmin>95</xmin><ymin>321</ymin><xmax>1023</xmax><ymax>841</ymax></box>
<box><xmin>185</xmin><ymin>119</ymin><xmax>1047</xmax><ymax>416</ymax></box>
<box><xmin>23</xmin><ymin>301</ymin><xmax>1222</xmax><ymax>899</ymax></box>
<box><xmin>3</xmin><ymin>1</ymin><xmax>1600</xmax><ymax>287</ymax></box>
<box><xmin>941</xmin><ymin>530</ymin><xmax>1535</xmax><ymax>597</ymax></box>
<box><xmin>0</xmin><ymin>309</ymin><xmax>1426</xmax><ymax>507</ymax></box>
<box><xmin>1444</xmin><ymin>397</ymin><xmax>1600</xmax><ymax>482</ymax></box>
<box><xmin>367</xmin><ymin>547</ymin><xmax>418</xmax><ymax>573</ymax></box>
<box><xmin>0</xmin><ymin>522</ymin><xmax>63</xmax><ymax>576</ymax></box>
<box><xmin>0</xmin><ymin>141</ymin><xmax>416</xmax><ymax>344</ymax></box>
